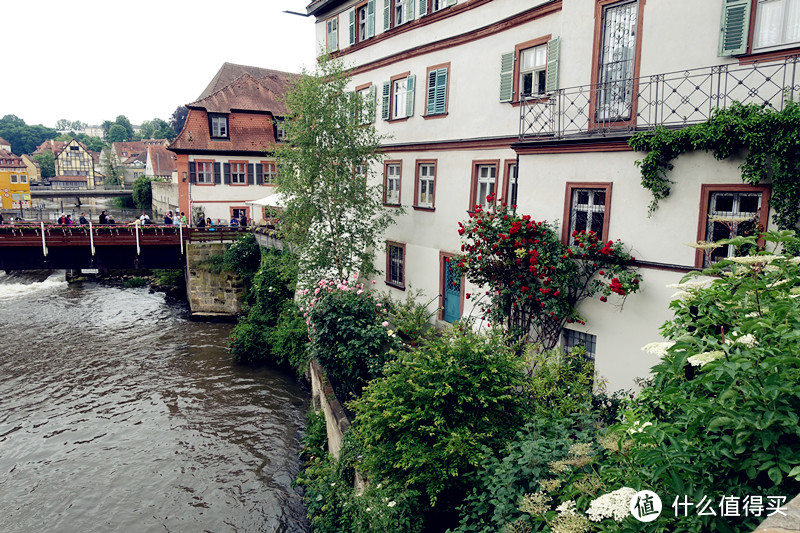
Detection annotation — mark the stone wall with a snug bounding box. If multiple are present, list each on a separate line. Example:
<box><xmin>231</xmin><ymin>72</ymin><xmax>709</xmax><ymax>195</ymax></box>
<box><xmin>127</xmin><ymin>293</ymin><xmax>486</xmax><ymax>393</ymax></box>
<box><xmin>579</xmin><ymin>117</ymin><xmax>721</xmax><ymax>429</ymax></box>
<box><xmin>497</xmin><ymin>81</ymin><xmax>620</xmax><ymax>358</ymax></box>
<box><xmin>309</xmin><ymin>359</ymin><xmax>351</xmax><ymax>459</ymax></box>
<box><xmin>753</xmin><ymin>494</ymin><xmax>800</xmax><ymax>532</ymax></box>
<box><xmin>185</xmin><ymin>242</ymin><xmax>244</xmax><ymax>317</ymax></box>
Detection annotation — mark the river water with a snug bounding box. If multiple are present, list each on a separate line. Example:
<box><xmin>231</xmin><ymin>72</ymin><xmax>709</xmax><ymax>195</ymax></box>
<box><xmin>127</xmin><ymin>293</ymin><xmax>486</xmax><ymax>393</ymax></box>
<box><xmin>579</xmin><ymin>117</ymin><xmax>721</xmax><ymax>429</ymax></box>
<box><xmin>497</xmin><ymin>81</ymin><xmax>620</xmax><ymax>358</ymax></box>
<box><xmin>0</xmin><ymin>271</ymin><xmax>310</xmax><ymax>532</ymax></box>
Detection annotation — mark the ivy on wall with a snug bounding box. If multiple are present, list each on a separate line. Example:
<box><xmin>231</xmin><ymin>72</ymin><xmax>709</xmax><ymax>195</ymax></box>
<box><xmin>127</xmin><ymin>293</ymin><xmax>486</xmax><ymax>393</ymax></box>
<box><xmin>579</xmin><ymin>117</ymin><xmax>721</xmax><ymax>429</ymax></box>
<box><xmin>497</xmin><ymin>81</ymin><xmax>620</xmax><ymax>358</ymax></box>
<box><xmin>629</xmin><ymin>101</ymin><xmax>800</xmax><ymax>235</ymax></box>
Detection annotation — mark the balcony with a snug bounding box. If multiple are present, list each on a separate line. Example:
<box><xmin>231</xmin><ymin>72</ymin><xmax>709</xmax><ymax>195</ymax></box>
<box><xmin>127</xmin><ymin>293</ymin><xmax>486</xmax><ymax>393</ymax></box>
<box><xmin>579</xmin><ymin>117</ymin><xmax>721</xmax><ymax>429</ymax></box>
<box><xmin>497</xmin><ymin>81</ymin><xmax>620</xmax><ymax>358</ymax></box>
<box><xmin>519</xmin><ymin>56</ymin><xmax>799</xmax><ymax>140</ymax></box>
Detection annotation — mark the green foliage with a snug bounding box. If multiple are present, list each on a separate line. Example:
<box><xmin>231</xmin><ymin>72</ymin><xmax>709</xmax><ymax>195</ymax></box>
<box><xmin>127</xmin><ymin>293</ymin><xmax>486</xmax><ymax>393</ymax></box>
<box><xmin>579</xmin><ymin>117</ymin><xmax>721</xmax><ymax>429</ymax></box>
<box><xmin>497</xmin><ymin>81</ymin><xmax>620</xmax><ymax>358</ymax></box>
<box><xmin>139</xmin><ymin>118</ymin><xmax>175</xmax><ymax>141</ymax></box>
<box><xmin>386</xmin><ymin>289</ymin><xmax>440</xmax><ymax>345</ymax></box>
<box><xmin>0</xmin><ymin>114</ymin><xmax>58</xmax><ymax>155</ymax></box>
<box><xmin>525</xmin><ymin>345</ymin><xmax>596</xmax><ymax>417</ymax></box>
<box><xmin>228</xmin><ymin>321</ymin><xmax>270</xmax><ymax>365</ymax></box>
<box><xmin>108</xmin><ymin>123</ymin><xmax>129</xmax><ymax>143</ymax></box>
<box><xmin>153</xmin><ymin>269</ymin><xmax>183</xmax><ymax>286</ymax></box>
<box><xmin>348</xmin><ymin>326</ymin><xmax>529</xmax><ymax>514</ymax></box>
<box><xmin>629</xmin><ymin>101</ymin><xmax>800</xmax><ymax>232</ymax></box>
<box><xmin>268</xmin><ymin>300</ymin><xmax>310</xmax><ymax>373</ymax></box>
<box><xmin>457</xmin><ymin>203</ymin><xmax>641</xmax><ymax>348</ymax></box>
<box><xmin>170</xmin><ymin>106</ymin><xmax>189</xmax><ymax>137</ymax></box>
<box><xmin>101</xmin><ymin>146</ymin><xmax>124</xmax><ymax>186</ymax></box>
<box><xmin>55</xmin><ymin>132</ymin><xmax>106</xmax><ymax>152</ymax></box>
<box><xmin>304</xmin><ymin>278</ymin><xmax>398</xmax><ymax>397</ymax></box>
<box><xmin>122</xmin><ymin>276</ymin><xmax>148</xmax><ymax>288</ymax></box>
<box><xmin>131</xmin><ymin>175</ymin><xmax>153</xmax><ymax>209</ymax></box>
<box><xmin>223</xmin><ymin>233</ymin><xmax>261</xmax><ymax>280</ymax></box>
<box><xmin>33</xmin><ymin>151</ymin><xmax>55</xmax><ymax>178</ymax></box>
<box><xmin>275</xmin><ymin>54</ymin><xmax>400</xmax><ymax>282</ymax></box>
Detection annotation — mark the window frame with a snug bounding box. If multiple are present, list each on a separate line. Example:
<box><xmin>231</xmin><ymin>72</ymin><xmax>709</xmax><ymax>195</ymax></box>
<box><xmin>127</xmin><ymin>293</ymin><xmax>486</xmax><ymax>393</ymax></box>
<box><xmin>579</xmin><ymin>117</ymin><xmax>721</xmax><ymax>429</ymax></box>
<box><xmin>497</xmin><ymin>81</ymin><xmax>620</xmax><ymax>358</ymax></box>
<box><xmin>209</xmin><ymin>114</ymin><xmax>229</xmax><ymax>139</ymax></box>
<box><xmin>519</xmin><ymin>42</ymin><xmax>549</xmax><ymax>100</ymax></box>
<box><xmin>438</xmin><ymin>251</ymin><xmax>464</xmax><ymax>321</ymax></box>
<box><xmin>10</xmin><ymin>174</ymin><xmax>19</xmax><ymax>184</ymax></box>
<box><xmin>261</xmin><ymin>160</ymin><xmax>277</xmax><ymax>185</ymax></box>
<box><xmin>355</xmin><ymin>82</ymin><xmax>376</xmax><ymax>124</ymax></box>
<box><xmin>385</xmin><ymin>241</ymin><xmax>406</xmax><ymax>289</ymax></box>
<box><xmin>195</xmin><ymin>160</ymin><xmax>216</xmax><ymax>185</ymax></box>
<box><xmin>230</xmin><ymin>206</ymin><xmax>250</xmax><ymax>220</ymax></box>
<box><xmin>741</xmin><ymin>0</ymin><xmax>800</xmax><ymax>59</ymax></box>
<box><xmin>469</xmin><ymin>160</ymin><xmax>499</xmax><ymax>212</ymax></box>
<box><xmin>561</xmin><ymin>182</ymin><xmax>613</xmax><ymax>245</ymax></box>
<box><xmin>588</xmin><ymin>0</ymin><xmax>644</xmax><ymax>130</ymax></box>
<box><xmin>229</xmin><ymin>160</ymin><xmax>248</xmax><ymax>186</ymax></box>
<box><xmin>392</xmin><ymin>75</ymin><xmax>409</xmax><ymax>120</ymax></box>
<box><xmin>414</xmin><ymin>159</ymin><xmax>437</xmax><ymax>210</ymax></box>
<box><xmin>424</xmin><ymin>63</ymin><xmax>450</xmax><ymax>118</ymax></box>
<box><xmin>695</xmin><ymin>184</ymin><xmax>771</xmax><ymax>268</ymax></box>
<box><xmin>383</xmin><ymin>160</ymin><xmax>402</xmax><ymax>206</ymax></box>
<box><xmin>326</xmin><ymin>16</ymin><xmax>339</xmax><ymax>52</ymax></box>
<box><xmin>502</xmin><ymin>160</ymin><xmax>518</xmax><ymax>207</ymax></box>
<box><xmin>562</xmin><ymin>329</ymin><xmax>598</xmax><ymax>360</ymax></box>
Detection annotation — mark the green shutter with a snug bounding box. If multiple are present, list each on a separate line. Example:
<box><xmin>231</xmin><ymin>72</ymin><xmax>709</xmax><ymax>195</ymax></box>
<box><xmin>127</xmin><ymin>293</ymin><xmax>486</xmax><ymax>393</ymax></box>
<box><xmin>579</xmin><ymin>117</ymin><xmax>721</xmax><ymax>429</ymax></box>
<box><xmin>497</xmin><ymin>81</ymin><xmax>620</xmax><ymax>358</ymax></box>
<box><xmin>545</xmin><ymin>37</ymin><xmax>560</xmax><ymax>94</ymax></box>
<box><xmin>499</xmin><ymin>52</ymin><xmax>514</xmax><ymax>102</ymax></box>
<box><xmin>427</xmin><ymin>67</ymin><xmax>448</xmax><ymax>115</ymax></box>
<box><xmin>247</xmin><ymin>163</ymin><xmax>254</xmax><ymax>185</ymax></box>
<box><xmin>367</xmin><ymin>0</ymin><xmax>375</xmax><ymax>38</ymax></box>
<box><xmin>256</xmin><ymin>163</ymin><xmax>263</xmax><ymax>185</ymax></box>
<box><xmin>366</xmin><ymin>85</ymin><xmax>377</xmax><ymax>123</ymax></box>
<box><xmin>719</xmin><ymin>0</ymin><xmax>751</xmax><ymax>56</ymax></box>
<box><xmin>349</xmin><ymin>9</ymin><xmax>355</xmax><ymax>46</ymax></box>
<box><xmin>446</xmin><ymin>0</ymin><xmax>456</xmax><ymax>6</ymax></box>
<box><xmin>382</xmin><ymin>81</ymin><xmax>391</xmax><ymax>120</ymax></box>
<box><xmin>188</xmin><ymin>162</ymin><xmax>196</xmax><ymax>184</ymax></box>
<box><xmin>406</xmin><ymin>74</ymin><xmax>416</xmax><ymax>117</ymax></box>
<box><xmin>384</xmin><ymin>0</ymin><xmax>390</xmax><ymax>30</ymax></box>
<box><xmin>213</xmin><ymin>162</ymin><xmax>221</xmax><ymax>184</ymax></box>
<box><xmin>223</xmin><ymin>163</ymin><xmax>231</xmax><ymax>184</ymax></box>
<box><xmin>406</xmin><ymin>0</ymin><xmax>415</xmax><ymax>21</ymax></box>
<box><xmin>419</xmin><ymin>0</ymin><xmax>428</xmax><ymax>17</ymax></box>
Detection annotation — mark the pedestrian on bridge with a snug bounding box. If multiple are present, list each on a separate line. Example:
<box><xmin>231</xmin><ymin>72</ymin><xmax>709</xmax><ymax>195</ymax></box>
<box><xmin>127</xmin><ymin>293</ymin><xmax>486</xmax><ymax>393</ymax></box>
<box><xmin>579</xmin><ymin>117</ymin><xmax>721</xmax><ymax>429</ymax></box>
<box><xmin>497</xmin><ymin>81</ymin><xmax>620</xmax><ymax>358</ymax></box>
<box><xmin>164</xmin><ymin>211</ymin><xmax>174</xmax><ymax>225</ymax></box>
<box><xmin>180</xmin><ymin>212</ymin><xmax>188</xmax><ymax>226</ymax></box>
<box><xmin>99</xmin><ymin>211</ymin><xmax>108</xmax><ymax>224</ymax></box>
<box><xmin>79</xmin><ymin>213</ymin><xmax>89</xmax><ymax>225</ymax></box>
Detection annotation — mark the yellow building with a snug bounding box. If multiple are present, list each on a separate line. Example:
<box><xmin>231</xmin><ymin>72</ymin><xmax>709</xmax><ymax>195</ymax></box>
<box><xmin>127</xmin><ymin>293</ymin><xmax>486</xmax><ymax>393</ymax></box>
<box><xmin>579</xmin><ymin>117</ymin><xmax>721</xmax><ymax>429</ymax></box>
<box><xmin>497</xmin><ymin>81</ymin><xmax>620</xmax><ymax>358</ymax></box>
<box><xmin>0</xmin><ymin>149</ymin><xmax>31</xmax><ymax>210</ymax></box>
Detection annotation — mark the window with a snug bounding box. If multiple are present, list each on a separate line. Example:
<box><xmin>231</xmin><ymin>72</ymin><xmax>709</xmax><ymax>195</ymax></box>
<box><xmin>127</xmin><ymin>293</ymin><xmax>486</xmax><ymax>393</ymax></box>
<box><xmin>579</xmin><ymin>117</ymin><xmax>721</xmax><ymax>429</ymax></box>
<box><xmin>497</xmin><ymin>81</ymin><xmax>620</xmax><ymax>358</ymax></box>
<box><xmin>348</xmin><ymin>1</ymin><xmax>375</xmax><ymax>45</ymax></box>
<box><xmin>10</xmin><ymin>175</ymin><xmax>18</xmax><ymax>183</ymax></box>
<box><xmin>425</xmin><ymin>64</ymin><xmax>449</xmax><ymax>116</ymax></box>
<box><xmin>197</xmin><ymin>161</ymin><xmax>214</xmax><ymax>184</ymax></box>
<box><xmin>326</xmin><ymin>17</ymin><xmax>338</xmax><ymax>52</ymax></box>
<box><xmin>562</xmin><ymin>183</ymin><xmax>612</xmax><ymax>244</ymax></box>
<box><xmin>210</xmin><ymin>115</ymin><xmax>228</xmax><ymax>138</ymax></box>
<box><xmin>275</xmin><ymin>118</ymin><xmax>287</xmax><ymax>141</ymax></box>
<box><xmin>595</xmin><ymin>1</ymin><xmax>639</xmax><ymax>121</ymax></box>
<box><xmin>230</xmin><ymin>162</ymin><xmax>247</xmax><ymax>184</ymax></box>
<box><xmin>20</xmin><ymin>175</ymin><xmax>28</xmax><ymax>184</ymax></box>
<box><xmin>470</xmin><ymin>161</ymin><xmax>498</xmax><ymax>211</ymax></box>
<box><xmin>384</xmin><ymin>0</ymin><xmax>414</xmax><ymax>30</ymax></box>
<box><xmin>386</xmin><ymin>242</ymin><xmax>405</xmax><ymax>288</ymax></box>
<box><xmin>562</xmin><ymin>329</ymin><xmax>597</xmax><ymax>360</ymax></box>
<box><xmin>394</xmin><ymin>0</ymin><xmax>408</xmax><ymax>25</ymax></box>
<box><xmin>384</xmin><ymin>161</ymin><xmax>401</xmax><ymax>205</ymax></box>
<box><xmin>499</xmin><ymin>36</ymin><xmax>559</xmax><ymax>103</ymax></box>
<box><xmin>520</xmin><ymin>45</ymin><xmax>547</xmax><ymax>98</ymax></box>
<box><xmin>356</xmin><ymin>84</ymin><xmax>376</xmax><ymax>124</ymax></box>
<box><xmin>415</xmin><ymin>161</ymin><xmax>436</xmax><ymax>209</ymax></box>
<box><xmin>382</xmin><ymin>74</ymin><xmax>415</xmax><ymax>120</ymax></box>
<box><xmin>698</xmin><ymin>186</ymin><xmax>770</xmax><ymax>267</ymax></box>
<box><xmin>262</xmin><ymin>162</ymin><xmax>277</xmax><ymax>185</ymax></box>
<box><xmin>503</xmin><ymin>161</ymin><xmax>518</xmax><ymax>207</ymax></box>
<box><xmin>754</xmin><ymin>0</ymin><xmax>800</xmax><ymax>49</ymax></box>
<box><xmin>720</xmin><ymin>0</ymin><xmax>800</xmax><ymax>55</ymax></box>
<box><xmin>231</xmin><ymin>207</ymin><xmax>248</xmax><ymax>219</ymax></box>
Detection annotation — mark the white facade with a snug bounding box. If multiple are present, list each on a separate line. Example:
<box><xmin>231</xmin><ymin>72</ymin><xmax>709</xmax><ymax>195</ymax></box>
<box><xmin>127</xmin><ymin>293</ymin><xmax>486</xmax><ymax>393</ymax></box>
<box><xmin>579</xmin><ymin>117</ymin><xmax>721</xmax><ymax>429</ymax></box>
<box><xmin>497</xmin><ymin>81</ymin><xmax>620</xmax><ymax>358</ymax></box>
<box><xmin>308</xmin><ymin>0</ymin><xmax>799</xmax><ymax>391</ymax></box>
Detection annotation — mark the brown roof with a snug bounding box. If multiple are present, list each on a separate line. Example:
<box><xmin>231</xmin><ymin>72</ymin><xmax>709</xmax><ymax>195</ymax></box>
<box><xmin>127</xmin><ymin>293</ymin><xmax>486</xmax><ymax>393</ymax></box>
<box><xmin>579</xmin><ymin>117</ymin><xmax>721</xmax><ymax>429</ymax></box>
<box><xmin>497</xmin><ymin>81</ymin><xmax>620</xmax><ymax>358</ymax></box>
<box><xmin>168</xmin><ymin>107</ymin><xmax>280</xmax><ymax>153</ymax></box>
<box><xmin>188</xmin><ymin>72</ymin><xmax>297</xmax><ymax>116</ymax></box>
<box><xmin>33</xmin><ymin>140</ymin><xmax>67</xmax><ymax>155</ymax></box>
<box><xmin>148</xmin><ymin>145</ymin><xmax>177</xmax><ymax>175</ymax></box>
<box><xmin>114</xmin><ymin>139</ymin><xmax>170</xmax><ymax>161</ymax></box>
<box><xmin>0</xmin><ymin>149</ymin><xmax>25</xmax><ymax>167</ymax></box>
<box><xmin>197</xmin><ymin>62</ymin><xmax>299</xmax><ymax>101</ymax></box>
<box><xmin>0</xmin><ymin>137</ymin><xmax>9</xmax><ymax>146</ymax></box>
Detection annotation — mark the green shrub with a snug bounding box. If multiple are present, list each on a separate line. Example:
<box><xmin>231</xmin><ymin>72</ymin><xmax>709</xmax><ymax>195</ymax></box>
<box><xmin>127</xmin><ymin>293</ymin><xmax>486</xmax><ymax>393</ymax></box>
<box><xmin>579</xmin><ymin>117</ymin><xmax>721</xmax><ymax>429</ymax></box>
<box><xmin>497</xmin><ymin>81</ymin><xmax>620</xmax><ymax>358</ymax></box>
<box><xmin>268</xmin><ymin>300</ymin><xmax>310</xmax><ymax>374</ymax></box>
<box><xmin>386</xmin><ymin>289</ymin><xmax>440</xmax><ymax>345</ymax></box>
<box><xmin>122</xmin><ymin>276</ymin><xmax>148</xmax><ymax>288</ymax></box>
<box><xmin>304</xmin><ymin>278</ymin><xmax>399</xmax><ymax>398</ymax></box>
<box><xmin>228</xmin><ymin>321</ymin><xmax>270</xmax><ymax>365</ymax></box>
<box><xmin>153</xmin><ymin>269</ymin><xmax>183</xmax><ymax>287</ymax></box>
<box><xmin>348</xmin><ymin>325</ymin><xmax>528</xmax><ymax>528</ymax></box>
<box><xmin>224</xmin><ymin>233</ymin><xmax>261</xmax><ymax>278</ymax></box>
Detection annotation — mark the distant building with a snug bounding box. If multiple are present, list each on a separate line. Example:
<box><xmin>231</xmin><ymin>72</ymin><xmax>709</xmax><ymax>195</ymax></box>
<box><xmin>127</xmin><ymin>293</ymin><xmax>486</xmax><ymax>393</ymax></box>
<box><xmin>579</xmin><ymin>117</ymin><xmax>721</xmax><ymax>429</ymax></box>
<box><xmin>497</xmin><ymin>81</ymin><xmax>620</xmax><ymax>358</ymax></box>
<box><xmin>53</xmin><ymin>139</ymin><xmax>96</xmax><ymax>189</ymax></box>
<box><xmin>106</xmin><ymin>139</ymin><xmax>170</xmax><ymax>186</ymax></box>
<box><xmin>168</xmin><ymin>63</ymin><xmax>299</xmax><ymax>225</ymax></box>
<box><xmin>20</xmin><ymin>154</ymin><xmax>41</xmax><ymax>184</ymax></box>
<box><xmin>0</xmin><ymin>149</ymin><xmax>31</xmax><ymax>210</ymax></box>
<box><xmin>148</xmin><ymin>145</ymin><xmax>180</xmax><ymax>218</ymax></box>
<box><xmin>0</xmin><ymin>137</ymin><xmax>10</xmax><ymax>152</ymax></box>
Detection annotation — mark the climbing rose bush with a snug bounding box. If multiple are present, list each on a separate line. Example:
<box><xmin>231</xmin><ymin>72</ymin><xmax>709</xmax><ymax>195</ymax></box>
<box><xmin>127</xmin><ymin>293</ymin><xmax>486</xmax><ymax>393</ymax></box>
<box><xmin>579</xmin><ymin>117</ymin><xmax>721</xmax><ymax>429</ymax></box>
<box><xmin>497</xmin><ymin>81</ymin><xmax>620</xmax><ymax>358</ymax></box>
<box><xmin>456</xmin><ymin>197</ymin><xmax>641</xmax><ymax>347</ymax></box>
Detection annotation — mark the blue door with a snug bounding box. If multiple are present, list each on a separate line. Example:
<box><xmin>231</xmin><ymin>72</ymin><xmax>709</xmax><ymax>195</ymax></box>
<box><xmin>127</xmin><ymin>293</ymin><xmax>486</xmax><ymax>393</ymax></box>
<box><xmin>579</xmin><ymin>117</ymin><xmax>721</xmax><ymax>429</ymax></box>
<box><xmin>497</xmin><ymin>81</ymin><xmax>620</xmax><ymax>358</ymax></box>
<box><xmin>443</xmin><ymin>256</ymin><xmax>461</xmax><ymax>323</ymax></box>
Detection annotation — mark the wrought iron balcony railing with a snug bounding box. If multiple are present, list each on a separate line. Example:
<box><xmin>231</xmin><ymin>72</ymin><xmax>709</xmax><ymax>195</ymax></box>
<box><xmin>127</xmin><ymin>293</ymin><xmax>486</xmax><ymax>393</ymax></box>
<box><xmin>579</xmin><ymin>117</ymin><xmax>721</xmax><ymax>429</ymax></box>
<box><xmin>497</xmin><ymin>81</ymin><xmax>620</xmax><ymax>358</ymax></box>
<box><xmin>519</xmin><ymin>56</ymin><xmax>799</xmax><ymax>140</ymax></box>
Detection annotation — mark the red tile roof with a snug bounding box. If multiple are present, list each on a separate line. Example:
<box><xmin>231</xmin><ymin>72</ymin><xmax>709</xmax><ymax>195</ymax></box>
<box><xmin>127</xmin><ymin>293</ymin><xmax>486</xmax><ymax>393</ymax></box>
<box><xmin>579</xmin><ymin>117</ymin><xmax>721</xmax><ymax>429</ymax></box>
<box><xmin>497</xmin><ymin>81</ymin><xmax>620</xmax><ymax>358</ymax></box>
<box><xmin>188</xmin><ymin>72</ymin><xmax>297</xmax><ymax>116</ymax></box>
<box><xmin>33</xmin><ymin>140</ymin><xmax>67</xmax><ymax>155</ymax></box>
<box><xmin>148</xmin><ymin>145</ymin><xmax>177</xmax><ymax>175</ymax></box>
<box><xmin>197</xmin><ymin>62</ymin><xmax>300</xmax><ymax>101</ymax></box>
<box><xmin>0</xmin><ymin>137</ymin><xmax>10</xmax><ymax>146</ymax></box>
<box><xmin>0</xmin><ymin>149</ymin><xmax>26</xmax><ymax>167</ymax></box>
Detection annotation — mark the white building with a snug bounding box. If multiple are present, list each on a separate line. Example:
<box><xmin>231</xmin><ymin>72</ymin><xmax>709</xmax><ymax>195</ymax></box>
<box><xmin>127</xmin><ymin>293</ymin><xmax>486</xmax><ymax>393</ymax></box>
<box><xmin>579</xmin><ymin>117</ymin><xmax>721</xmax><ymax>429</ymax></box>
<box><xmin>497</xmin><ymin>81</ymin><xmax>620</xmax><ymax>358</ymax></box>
<box><xmin>306</xmin><ymin>0</ymin><xmax>799</xmax><ymax>391</ymax></box>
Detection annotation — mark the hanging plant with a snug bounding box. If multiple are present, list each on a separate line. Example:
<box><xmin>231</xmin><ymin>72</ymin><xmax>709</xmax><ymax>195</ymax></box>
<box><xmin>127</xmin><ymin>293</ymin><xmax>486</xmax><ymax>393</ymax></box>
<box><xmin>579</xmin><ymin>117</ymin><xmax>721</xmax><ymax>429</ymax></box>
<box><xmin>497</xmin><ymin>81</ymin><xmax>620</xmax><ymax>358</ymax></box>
<box><xmin>629</xmin><ymin>100</ymin><xmax>800</xmax><ymax>240</ymax></box>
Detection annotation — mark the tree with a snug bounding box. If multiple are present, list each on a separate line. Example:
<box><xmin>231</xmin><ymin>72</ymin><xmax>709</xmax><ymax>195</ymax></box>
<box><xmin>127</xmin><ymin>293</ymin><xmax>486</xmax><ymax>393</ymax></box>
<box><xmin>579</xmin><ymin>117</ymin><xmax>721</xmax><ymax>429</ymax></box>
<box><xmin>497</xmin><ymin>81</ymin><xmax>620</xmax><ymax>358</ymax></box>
<box><xmin>275</xmin><ymin>54</ymin><xmax>398</xmax><ymax>283</ymax></box>
<box><xmin>55</xmin><ymin>119</ymin><xmax>87</xmax><ymax>131</ymax></box>
<box><xmin>0</xmin><ymin>115</ymin><xmax>58</xmax><ymax>155</ymax></box>
<box><xmin>140</xmin><ymin>118</ymin><xmax>175</xmax><ymax>141</ymax></box>
<box><xmin>33</xmin><ymin>152</ymin><xmax>55</xmax><ymax>178</ymax></box>
<box><xmin>170</xmin><ymin>106</ymin><xmax>188</xmax><ymax>137</ymax></box>
<box><xmin>132</xmin><ymin>175</ymin><xmax>153</xmax><ymax>209</ymax></box>
<box><xmin>115</xmin><ymin>115</ymin><xmax>134</xmax><ymax>140</ymax></box>
<box><xmin>101</xmin><ymin>120</ymin><xmax>113</xmax><ymax>141</ymax></box>
<box><xmin>55</xmin><ymin>132</ymin><xmax>106</xmax><ymax>152</ymax></box>
<box><xmin>108</xmin><ymin>124</ymin><xmax>129</xmax><ymax>143</ymax></box>
<box><xmin>101</xmin><ymin>147</ymin><xmax>124</xmax><ymax>186</ymax></box>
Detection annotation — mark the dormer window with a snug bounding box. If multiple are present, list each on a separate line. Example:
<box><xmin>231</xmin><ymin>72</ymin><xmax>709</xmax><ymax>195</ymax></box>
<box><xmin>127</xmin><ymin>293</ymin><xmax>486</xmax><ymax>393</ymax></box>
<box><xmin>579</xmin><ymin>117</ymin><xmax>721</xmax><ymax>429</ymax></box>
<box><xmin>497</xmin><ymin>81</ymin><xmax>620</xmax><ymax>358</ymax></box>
<box><xmin>210</xmin><ymin>114</ymin><xmax>229</xmax><ymax>138</ymax></box>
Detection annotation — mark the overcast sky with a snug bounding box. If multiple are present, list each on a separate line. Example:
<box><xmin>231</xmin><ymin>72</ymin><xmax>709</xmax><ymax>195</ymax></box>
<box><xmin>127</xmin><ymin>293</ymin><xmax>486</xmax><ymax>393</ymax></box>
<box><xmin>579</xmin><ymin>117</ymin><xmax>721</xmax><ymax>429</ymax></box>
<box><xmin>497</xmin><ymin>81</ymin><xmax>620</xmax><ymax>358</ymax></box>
<box><xmin>1</xmin><ymin>1</ymin><xmax>317</xmax><ymax>129</ymax></box>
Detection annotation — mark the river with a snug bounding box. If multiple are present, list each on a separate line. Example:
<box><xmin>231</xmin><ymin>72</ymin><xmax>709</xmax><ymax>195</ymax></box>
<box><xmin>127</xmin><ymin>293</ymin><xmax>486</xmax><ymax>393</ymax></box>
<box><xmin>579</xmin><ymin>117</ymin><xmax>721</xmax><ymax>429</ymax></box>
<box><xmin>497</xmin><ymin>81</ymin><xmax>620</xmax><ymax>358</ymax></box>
<box><xmin>0</xmin><ymin>271</ymin><xmax>310</xmax><ymax>532</ymax></box>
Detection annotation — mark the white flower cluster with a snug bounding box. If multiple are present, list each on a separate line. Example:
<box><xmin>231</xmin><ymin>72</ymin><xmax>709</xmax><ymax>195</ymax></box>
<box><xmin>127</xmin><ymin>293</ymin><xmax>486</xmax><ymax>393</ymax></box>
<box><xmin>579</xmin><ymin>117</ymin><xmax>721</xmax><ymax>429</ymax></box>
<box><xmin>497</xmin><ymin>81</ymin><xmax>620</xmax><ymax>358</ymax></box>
<box><xmin>729</xmin><ymin>255</ymin><xmax>783</xmax><ymax>266</ymax></box>
<box><xmin>555</xmin><ymin>500</ymin><xmax>577</xmax><ymax>514</ymax></box>
<box><xmin>641</xmin><ymin>341</ymin><xmax>676</xmax><ymax>357</ymax></box>
<box><xmin>687</xmin><ymin>350</ymin><xmax>725</xmax><ymax>367</ymax></box>
<box><xmin>627</xmin><ymin>420</ymin><xmax>653</xmax><ymax>434</ymax></box>
<box><xmin>586</xmin><ymin>487</ymin><xmax>636</xmax><ymax>522</ymax></box>
<box><xmin>725</xmin><ymin>332</ymin><xmax>758</xmax><ymax>348</ymax></box>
